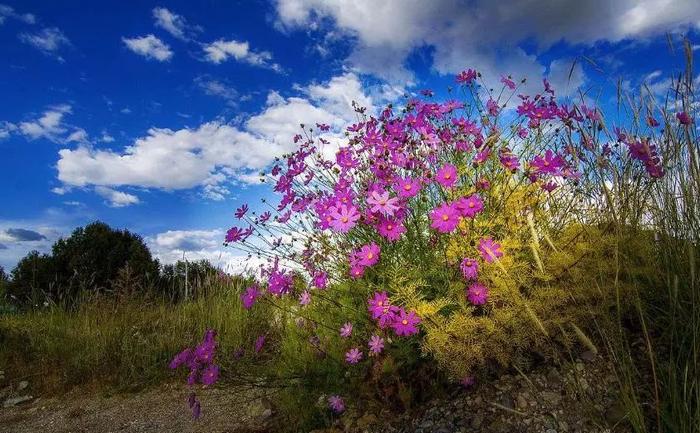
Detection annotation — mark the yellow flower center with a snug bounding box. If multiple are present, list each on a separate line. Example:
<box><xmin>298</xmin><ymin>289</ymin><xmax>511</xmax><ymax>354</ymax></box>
<box><xmin>402</xmin><ymin>319</ymin><xmax>408</xmax><ymax>325</ymax></box>
<box><xmin>341</xmin><ymin>216</ymin><xmax>349</xmax><ymax>223</ymax></box>
<box><xmin>442</xmin><ymin>214</ymin><xmax>449</xmax><ymax>221</ymax></box>
<box><xmin>367</xmin><ymin>252</ymin><xmax>373</xmax><ymax>259</ymax></box>
<box><xmin>444</xmin><ymin>173</ymin><xmax>451</xmax><ymax>179</ymax></box>
<box><xmin>404</xmin><ymin>184</ymin><xmax>412</xmax><ymax>190</ymax></box>
<box><xmin>469</xmin><ymin>202</ymin><xmax>475</xmax><ymax>208</ymax></box>
<box><xmin>387</xmin><ymin>224</ymin><xmax>393</xmax><ymax>230</ymax></box>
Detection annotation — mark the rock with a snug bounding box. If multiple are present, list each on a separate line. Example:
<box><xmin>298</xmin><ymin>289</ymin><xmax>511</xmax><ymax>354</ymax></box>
<box><xmin>3</xmin><ymin>395</ymin><xmax>33</xmax><ymax>408</ymax></box>
<box><xmin>516</xmin><ymin>393</ymin><xmax>529</xmax><ymax>411</ymax></box>
<box><xmin>541</xmin><ymin>391</ymin><xmax>562</xmax><ymax>405</ymax></box>
<box><xmin>498</xmin><ymin>395</ymin><xmax>515</xmax><ymax>410</ymax></box>
<box><xmin>418</xmin><ymin>419</ymin><xmax>434</xmax><ymax>429</ymax></box>
<box><xmin>260</xmin><ymin>408</ymin><xmax>272</xmax><ymax>419</ymax></box>
<box><xmin>580</xmin><ymin>350</ymin><xmax>596</xmax><ymax>363</ymax></box>
<box><xmin>17</xmin><ymin>380</ymin><xmax>29</xmax><ymax>391</ymax></box>
<box><xmin>470</xmin><ymin>414</ymin><xmax>484</xmax><ymax>429</ymax></box>
<box><xmin>545</xmin><ymin>429</ymin><xmax>558</xmax><ymax>433</ymax></box>
<box><xmin>546</xmin><ymin>368</ymin><xmax>562</xmax><ymax>386</ymax></box>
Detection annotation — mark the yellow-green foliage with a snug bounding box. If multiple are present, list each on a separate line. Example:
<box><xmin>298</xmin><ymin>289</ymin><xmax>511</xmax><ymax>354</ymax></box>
<box><xmin>413</xmin><ymin>223</ymin><xmax>658</xmax><ymax>379</ymax></box>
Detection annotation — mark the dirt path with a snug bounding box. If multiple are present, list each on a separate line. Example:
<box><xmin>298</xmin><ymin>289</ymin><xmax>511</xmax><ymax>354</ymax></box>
<box><xmin>0</xmin><ymin>383</ymin><xmax>274</xmax><ymax>433</ymax></box>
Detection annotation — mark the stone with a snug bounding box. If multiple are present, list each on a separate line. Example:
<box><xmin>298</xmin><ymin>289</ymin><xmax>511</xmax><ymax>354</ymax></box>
<box><xmin>499</xmin><ymin>395</ymin><xmax>515</xmax><ymax>410</ymax></box>
<box><xmin>3</xmin><ymin>395</ymin><xmax>33</xmax><ymax>408</ymax></box>
<box><xmin>17</xmin><ymin>381</ymin><xmax>29</xmax><ymax>391</ymax></box>
<box><xmin>580</xmin><ymin>350</ymin><xmax>596</xmax><ymax>363</ymax></box>
<box><xmin>471</xmin><ymin>414</ymin><xmax>484</xmax><ymax>429</ymax></box>
<box><xmin>541</xmin><ymin>391</ymin><xmax>562</xmax><ymax>405</ymax></box>
<box><xmin>516</xmin><ymin>393</ymin><xmax>529</xmax><ymax>411</ymax></box>
<box><xmin>260</xmin><ymin>408</ymin><xmax>272</xmax><ymax>419</ymax></box>
<box><xmin>546</xmin><ymin>368</ymin><xmax>562</xmax><ymax>386</ymax></box>
<box><xmin>546</xmin><ymin>429</ymin><xmax>558</xmax><ymax>433</ymax></box>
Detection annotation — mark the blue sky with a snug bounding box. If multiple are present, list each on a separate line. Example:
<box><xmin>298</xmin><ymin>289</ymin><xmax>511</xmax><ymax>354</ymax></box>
<box><xmin>0</xmin><ymin>0</ymin><xmax>698</xmax><ymax>272</ymax></box>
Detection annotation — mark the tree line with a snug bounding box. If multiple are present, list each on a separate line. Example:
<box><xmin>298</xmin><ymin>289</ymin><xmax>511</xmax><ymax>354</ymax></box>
<box><xmin>0</xmin><ymin>221</ymin><xmax>227</xmax><ymax>309</ymax></box>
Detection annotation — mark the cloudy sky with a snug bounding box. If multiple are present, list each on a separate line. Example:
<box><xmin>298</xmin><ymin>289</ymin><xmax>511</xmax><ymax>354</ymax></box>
<box><xmin>0</xmin><ymin>0</ymin><xmax>698</xmax><ymax>272</ymax></box>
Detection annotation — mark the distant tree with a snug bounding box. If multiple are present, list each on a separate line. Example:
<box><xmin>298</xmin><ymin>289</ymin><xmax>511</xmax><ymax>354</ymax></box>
<box><xmin>159</xmin><ymin>259</ymin><xmax>220</xmax><ymax>301</ymax></box>
<box><xmin>0</xmin><ymin>266</ymin><xmax>9</xmax><ymax>303</ymax></box>
<box><xmin>8</xmin><ymin>221</ymin><xmax>160</xmax><ymax>308</ymax></box>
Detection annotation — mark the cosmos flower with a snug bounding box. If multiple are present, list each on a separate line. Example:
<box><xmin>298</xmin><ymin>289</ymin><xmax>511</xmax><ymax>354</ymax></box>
<box><xmin>430</xmin><ymin>203</ymin><xmax>460</xmax><ymax>233</ymax></box>
<box><xmin>456</xmin><ymin>68</ymin><xmax>477</xmax><ymax>84</ymax></box>
<box><xmin>461</xmin><ymin>376</ymin><xmax>476</xmax><ymax>388</ymax></box>
<box><xmin>467</xmin><ymin>282</ymin><xmax>489</xmax><ymax>305</ymax></box>
<box><xmin>367</xmin><ymin>190</ymin><xmax>400</xmax><ymax>217</ymax></box>
<box><xmin>312</xmin><ymin>271</ymin><xmax>328</xmax><ymax>289</ymax></box>
<box><xmin>328</xmin><ymin>395</ymin><xmax>345</xmax><ymax>413</ymax></box>
<box><xmin>646</xmin><ymin>116</ymin><xmax>660</xmax><ymax>127</ymax></box>
<box><xmin>377</xmin><ymin>217</ymin><xmax>406</xmax><ymax>241</ymax></box>
<box><xmin>201</xmin><ymin>364</ymin><xmax>220</xmax><ymax>386</ymax></box>
<box><xmin>234</xmin><ymin>204</ymin><xmax>249</xmax><ymax>219</ymax></box>
<box><xmin>501</xmin><ymin>75</ymin><xmax>516</xmax><ymax>90</ymax></box>
<box><xmin>345</xmin><ymin>347</ymin><xmax>363</xmax><ymax>364</ymax></box>
<box><xmin>169</xmin><ymin>348</ymin><xmax>194</xmax><ymax>370</ymax></box>
<box><xmin>240</xmin><ymin>285</ymin><xmax>261</xmax><ymax>310</ymax></box>
<box><xmin>455</xmin><ymin>194</ymin><xmax>484</xmax><ymax>219</ymax></box>
<box><xmin>531</xmin><ymin>150</ymin><xmax>565</xmax><ymax>175</ymax></box>
<box><xmin>329</xmin><ymin>204</ymin><xmax>361</xmax><ymax>232</ymax></box>
<box><xmin>254</xmin><ymin>335</ymin><xmax>266</xmax><ymax>353</ymax></box>
<box><xmin>299</xmin><ymin>291</ymin><xmax>311</xmax><ymax>306</ymax></box>
<box><xmin>392</xmin><ymin>309</ymin><xmax>421</xmax><ymax>336</ymax></box>
<box><xmin>340</xmin><ymin>322</ymin><xmax>353</xmax><ymax>338</ymax></box>
<box><xmin>349</xmin><ymin>265</ymin><xmax>365</xmax><ymax>279</ymax></box>
<box><xmin>478</xmin><ymin>237</ymin><xmax>503</xmax><ymax>263</ymax></box>
<box><xmin>394</xmin><ymin>176</ymin><xmax>421</xmax><ymax>198</ymax></box>
<box><xmin>435</xmin><ymin>164</ymin><xmax>458</xmax><ymax>188</ymax></box>
<box><xmin>677</xmin><ymin>111</ymin><xmax>693</xmax><ymax>125</ymax></box>
<box><xmin>486</xmin><ymin>98</ymin><xmax>500</xmax><ymax>116</ymax></box>
<box><xmin>460</xmin><ymin>258</ymin><xmax>479</xmax><ymax>280</ymax></box>
<box><xmin>368</xmin><ymin>335</ymin><xmax>385</xmax><ymax>355</ymax></box>
<box><xmin>368</xmin><ymin>291</ymin><xmax>390</xmax><ymax>318</ymax></box>
<box><xmin>354</xmin><ymin>243</ymin><xmax>380</xmax><ymax>267</ymax></box>
<box><xmin>225</xmin><ymin>227</ymin><xmax>245</xmax><ymax>243</ymax></box>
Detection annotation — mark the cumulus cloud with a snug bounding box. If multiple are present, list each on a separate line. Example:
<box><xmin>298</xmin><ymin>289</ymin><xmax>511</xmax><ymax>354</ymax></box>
<box><xmin>195</xmin><ymin>75</ymin><xmax>239</xmax><ymax>105</ymax></box>
<box><xmin>0</xmin><ymin>4</ymin><xmax>36</xmax><ymax>25</ymax></box>
<box><xmin>122</xmin><ymin>34</ymin><xmax>173</xmax><ymax>61</ymax></box>
<box><xmin>0</xmin><ymin>121</ymin><xmax>16</xmax><ymax>139</ymax></box>
<box><xmin>202</xmin><ymin>39</ymin><xmax>282</xmax><ymax>71</ymax></box>
<box><xmin>153</xmin><ymin>7</ymin><xmax>195</xmax><ymax>40</ymax></box>
<box><xmin>94</xmin><ymin>186</ymin><xmax>141</xmax><ymax>207</ymax></box>
<box><xmin>16</xmin><ymin>104</ymin><xmax>86</xmax><ymax>143</ymax></box>
<box><xmin>274</xmin><ymin>0</ymin><xmax>700</xmax><ymax>91</ymax></box>
<box><xmin>56</xmin><ymin>72</ymin><xmax>375</xmax><ymax>202</ymax></box>
<box><xmin>19</xmin><ymin>27</ymin><xmax>70</xmax><ymax>60</ymax></box>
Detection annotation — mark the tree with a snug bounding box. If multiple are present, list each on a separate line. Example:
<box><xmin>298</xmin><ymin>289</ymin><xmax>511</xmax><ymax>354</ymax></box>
<box><xmin>159</xmin><ymin>259</ymin><xmax>220</xmax><ymax>302</ymax></box>
<box><xmin>0</xmin><ymin>266</ymin><xmax>9</xmax><ymax>304</ymax></box>
<box><xmin>8</xmin><ymin>221</ymin><xmax>160</xmax><ymax>308</ymax></box>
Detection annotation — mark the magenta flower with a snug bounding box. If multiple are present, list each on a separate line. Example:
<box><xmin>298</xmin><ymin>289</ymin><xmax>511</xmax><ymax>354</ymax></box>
<box><xmin>234</xmin><ymin>204</ymin><xmax>249</xmax><ymax>219</ymax></box>
<box><xmin>169</xmin><ymin>348</ymin><xmax>194</xmax><ymax>370</ymax></box>
<box><xmin>345</xmin><ymin>347</ymin><xmax>363</xmax><ymax>364</ymax></box>
<box><xmin>201</xmin><ymin>364</ymin><xmax>220</xmax><ymax>386</ymax></box>
<box><xmin>225</xmin><ymin>227</ymin><xmax>245</xmax><ymax>243</ymax></box>
<box><xmin>349</xmin><ymin>265</ymin><xmax>365</xmax><ymax>279</ymax></box>
<box><xmin>461</xmin><ymin>376</ymin><xmax>476</xmax><ymax>388</ymax></box>
<box><xmin>394</xmin><ymin>177</ymin><xmax>421</xmax><ymax>198</ymax></box>
<box><xmin>368</xmin><ymin>335</ymin><xmax>385</xmax><ymax>355</ymax></box>
<box><xmin>646</xmin><ymin>116</ymin><xmax>660</xmax><ymax>127</ymax></box>
<box><xmin>486</xmin><ymin>98</ymin><xmax>500</xmax><ymax>116</ymax></box>
<box><xmin>299</xmin><ymin>291</ymin><xmax>311</xmax><ymax>306</ymax></box>
<box><xmin>191</xmin><ymin>398</ymin><xmax>201</xmax><ymax>420</ymax></box>
<box><xmin>329</xmin><ymin>204</ymin><xmax>361</xmax><ymax>232</ymax></box>
<box><xmin>456</xmin><ymin>68</ymin><xmax>477</xmax><ymax>84</ymax></box>
<box><xmin>392</xmin><ymin>309</ymin><xmax>421</xmax><ymax>336</ymax></box>
<box><xmin>478</xmin><ymin>237</ymin><xmax>503</xmax><ymax>263</ymax></box>
<box><xmin>355</xmin><ymin>243</ymin><xmax>380</xmax><ymax>267</ymax></box>
<box><xmin>430</xmin><ymin>203</ymin><xmax>460</xmax><ymax>233</ymax></box>
<box><xmin>531</xmin><ymin>150</ymin><xmax>564</xmax><ymax>175</ymax></box>
<box><xmin>435</xmin><ymin>163</ymin><xmax>458</xmax><ymax>188</ymax></box>
<box><xmin>368</xmin><ymin>291</ymin><xmax>390</xmax><ymax>318</ymax></box>
<box><xmin>501</xmin><ymin>75</ymin><xmax>516</xmax><ymax>90</ymax></box>
<box><xmin>340</xmin><ymin>322</ymin><xmax>353</xmax><ymax>338</ymax></box>
<box><xmin>195</xmin><ymin>341</ymin><xmax>215</xmax><ymax>363</ymax></box>
<box><xmin>254</xmin><ymin>335</ymin><xmax>266</xmax><ymax>353</ymax></box>
<box><xmin>240</xmin><ymin>285</ymin><xmax>261</xmax><ymax>310</ymax></box>
<box><xmin>377</xmin><ymin>217</ymin><xmax>406</xmax><ymax>241</ymax></box>
<box><xmin>366</xmin><ymin>190</ymin><xmax>400</xmax><ymax>217</ymax></box>
<box><xmin>460</xmin><ymin>258</ymin><xmax>479</xmax><ymax>280</ymax></box>
<box><xmin>455</xmin><ymin>194</ymin><xmax>484</xmax><ymax>219</ymax></box>
<box><xmin>467</xmin><ymin>282</ymin><xmax>489</xmax><ymax>305</ymax></box>
<box><xmin>328</xmin><ymin>395</ymin><xmax>345</xmax><ymax>413</ymax></box>
<box><xmin>312</xmin><ymin>271</ymin><xmax>328</xmax><ymax>289</ymax></box>
<box><xmin>677</xmin><ymin>111</ymin><xmax>693</xmax><ymax>125</ymax></box>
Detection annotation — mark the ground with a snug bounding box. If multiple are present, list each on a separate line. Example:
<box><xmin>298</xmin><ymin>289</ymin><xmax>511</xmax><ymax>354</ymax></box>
<box><xmin>0</xmin><ymin>352</ymin><xmax>629</xmax><ymax>433</ymax></box>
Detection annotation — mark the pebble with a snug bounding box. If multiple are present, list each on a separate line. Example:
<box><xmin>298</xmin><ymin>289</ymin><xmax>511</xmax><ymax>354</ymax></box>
<box><xmin>3</xmin><ymin>395</ymin><xmax>33</xmax><ymax>408</ymax></box>
<box><xmin>18</xmin><ymin>380</ymin><xmax>29</xmax><ymax>391</ymax></box>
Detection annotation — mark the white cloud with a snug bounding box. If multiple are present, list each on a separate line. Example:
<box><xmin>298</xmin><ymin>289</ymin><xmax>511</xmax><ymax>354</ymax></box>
<box><xmin>0</xmin><ymin>4</ymin><xmax>36</xmax><ymax>25</ymax></box>
<box><xmin>147</xmin><ymin>229</ymin><xmax>264</xmax><ymax>274</ymax></box>
<box><xmin>18</xmin><ymin>104</ymin><xmax>72</xmax><ymax>142</ymax></box>
<box><xmin>195</xmin><ymin>76</ymin><xmax>239</xmax><ymax>105</ymax></box>
<box><xmin>122</xmin><ymin>34</ymin><xmax>173</xmax><ymax>61</ymax></box>
<box><xmin>153</xmin><ymin>7</ymin><xmax>192</xmax><ymax>40</ymax></box>
<box><xmin>19</xmin><ymin>27</ymin><xmax>70</xmax><ymax>59</ymax></box>
<box><xmin>94</xmin><ymin>186</ymin><xmax>141</xmax><ymax>207</ymax></box>
<box><xmin>0</xmin><ymin>121</ymin><xmax>16</xmax><ymax>139</ymax></box>
<box><xmin>274</xmin><ymin>0</ymin><xmax>700</xmax><ymax>90</ymax></box>
<box><xmin>66</xmin><ymin>128</ymin><xmax>89</xmax><ymax>144</ymax></box>
<box><xmin>202</xmin><ymin>39</ymin><xmax>282</xmax><ymax>71</ymax></box>
<box><xmin>55</xmin><ymin>72</ymin><xmax>376</xmax><ymax>202</ymax></box>
<box><xmin>100</xmin><ymin>132</ymin><xmax>115</xmax><ymax>143</ymax></box>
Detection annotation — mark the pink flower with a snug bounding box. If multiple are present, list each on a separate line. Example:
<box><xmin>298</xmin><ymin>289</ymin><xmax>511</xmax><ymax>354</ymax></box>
<box><xmin>467</xmin><ymin>282</ymin><xmax>489</xmax><ymax>305</ymax></box>
<box><xmin>368</xmin><ymin>335</ymin><xmax>385</xmax><ymax>355</ymax></box>
<box><xmin>392</xmin><ymin>309</ymin><xmax>421</xmax><ymax>336</ymax></box>
<box><xmin>455</xmin><ymin>194</ymin><xmax>484</xmax><ymax>219</ymax></box>
<box><xmin>349</xmin><ymin>265</ymin><xmax>365</xmax><ymax>279</ymax></box>
<box><xmin>430</xmin><ymin>203</ymin><xmax>460</xmax><ymax>233</ymax></box>
<box><xmin>486</xmin><ymin>98</ymin><xmax>500</xmax><ymax>116</ymax></box>
<box><xmin>456</xmin><ymin>69</ymin><xmax>477</xmax><ymax>84</ymax></box>
<box><xmin>345</xmin><ymin>347</ymin><xmax>363</xmax><ymax>364</ymax></box>
<box><xmin>531</xmin><ymin>150</ymin><xmax>564</xmax><ymax>175</ymax></box>
<box><xmin>366</xmin><ymin>190</ymin><xmax>400</xmax><ymax>217</ymax></box>
<box><xmin>461</xmin><ymin>376</ymin><xmax>476</xmax><ymax>388</ymax></box>
<box><xmin>435</xmin><ymin>164</ymin><xmax>458</xmax><ymax>188</ymax></box>
<box><xmin>377</xmin><ymin>217</ymin><xmax>406</xmax><ymax>241</ymax></box>
<box><xmin>501</xmin><ymin>75</ymin><xmax>516</xmax><ymax>90</ymax></box>
<box><xmin>340</xmin><ymin>322</ymin><xmax>353</xmax><ymax>338</ymax></box>
<box><xmin>328</xmin><ymin>395</ymin><xmax>345</xmax><ymax>413</ymax></box>
<box><xmin>240</xmin><ymin>285</ymin><xmax>261</xmax><ymax>309</ymax></box>
<box><xmin>201</xmin><ymin>364</ymin><xmax>220</xmax><ymax>386</ymax></box>
<box><xmin>677</xmin><ymin>111</ymin><xmax>693</xmax><ymax>125</ymax></box>
<box><xmin>254</xmin><ymin>335</ymin><xmax>266</xmax><ymax>353</ymax></box>
<box><xmin>312</xmin><ymin>271</ymin><xmax>328</xmax><ymax>289</ymax></box>
<box><xmin>354</xmin><ymin>243</ymin><xmax>380</xmax><ymax>267</ymax></box>
<box><xmin>234</xmin><ymin>204</ymin><xmax>249</xmax><ymax>219</ymax></box>
<box><xmin>478</xmin><ymin>237</ymin><xmax>503</xmax><ymax>263</ymax></box>
<box><xmin>299</xmin><ymin>291</ymin><xmax>311</xmax><ymax>306</ymax></box>
<box><xmin>368</xmin><ymin>291</ymin><xmax>390</xmax><ymax>318</ymax></box>
<box><xmin>460</xmin><ymin>258</ymin><xmax>479</xmax><ymax>280</ymax></box>
<box><xmin>329</xmin><ymin>204</ymin><xmax>361</xmax><ymax>232</ymax></box>
<box><xmin>394</xmin><ymin>177</ymin><xmax>421</xmax><ymax>198</ymax></box>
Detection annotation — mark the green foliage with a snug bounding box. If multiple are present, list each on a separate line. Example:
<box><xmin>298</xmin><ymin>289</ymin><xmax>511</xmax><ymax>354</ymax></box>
<box><xmin>7</xmin><ymin>221</ymin><xmax>160</xmax><ymax>308</ymax></box>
